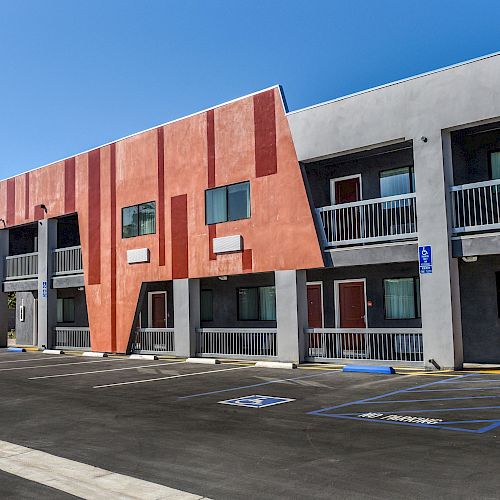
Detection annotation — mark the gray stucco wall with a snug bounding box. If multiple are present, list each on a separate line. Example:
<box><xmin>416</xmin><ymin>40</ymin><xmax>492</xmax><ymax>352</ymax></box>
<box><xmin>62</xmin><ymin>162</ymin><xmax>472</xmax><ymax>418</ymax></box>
<box><xmin>459</xmin><ymin>256</ymin><xmax>500</xmax><ymax>363</ymax></box>
<box><xmin>307</xmin><ymin>263</ymin><xmax>422</xmax><ymax>330</ymax></box>
<box><xmin>200</xmin><ymin>272</ymin><xmax>276</xmax><ymax>328</ymax></box>
<box><xmin>56</xmin><ymin>288</ymin><xmax>89</xmax><ymax>327</ymax></box>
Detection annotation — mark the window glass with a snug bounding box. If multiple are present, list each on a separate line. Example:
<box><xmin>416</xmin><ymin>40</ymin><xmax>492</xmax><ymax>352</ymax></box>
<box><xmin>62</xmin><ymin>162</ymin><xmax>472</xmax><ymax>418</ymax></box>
<box><xmin>139</xmin><ymin>202</ymin><xmax>156</xmax><ymax>235</ymax></box>
<box><xmin>57</xmin><ymin>298</ymin><xmax>75</xmax><ymax>323</ymax></box>
<box><xmin>384</xmin><ymin>278</ymin><xmax>419</xmax><ymax>319</ymax></box>
<box><xmin>228</xmin><ymin>182</ymin><xmax>250</xmax><ymax>221</ymax></box>
<box><xmin>206</xmin><ymin>187</ymin><xmax>227</xmax><ymax>225</ymax></box>
<box><xmin>491</xmin><ymin>152</ymin><xmax>500</xmax><ymax>180</ymax></box>
<box><xmin>238</xmin><ymin>288</ymin><xmax>259</xmax><ymax>320</ymax></box>
<box><xmin>380</xmin><ymin>167</ymin><xmax>413</xmax><ymax>197</ymax></box>
<box><xmin>259</xmin><ymin>286</ymin><xmax>276</xmax><ymax>321</ymax></box>
<box><xmin>122</xmin><ymin>206</ymin><xmax>139</xmax><ymax>238</ymax></box>
<box><xmin>200</xmin><ymin>290</ymin><xmax>214</xmax><ymax>322</ymax></box>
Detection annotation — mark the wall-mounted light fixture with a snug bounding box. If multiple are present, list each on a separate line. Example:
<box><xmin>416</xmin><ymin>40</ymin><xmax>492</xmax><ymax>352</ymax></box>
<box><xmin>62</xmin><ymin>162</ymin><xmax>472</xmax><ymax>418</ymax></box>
<box><xmin>218</xmin><ymin>276</ymin><xmax>228</xmax><ymax>281</ymax></box>
<box><xmin>0</xmin><ymin>218</ymin><xmax>5</xmax><ymax>228</ymax></box>
<box><xmin>40</xmin><ymin>204</ymin><xmax>48</xmax><ymax>213</ymax></box>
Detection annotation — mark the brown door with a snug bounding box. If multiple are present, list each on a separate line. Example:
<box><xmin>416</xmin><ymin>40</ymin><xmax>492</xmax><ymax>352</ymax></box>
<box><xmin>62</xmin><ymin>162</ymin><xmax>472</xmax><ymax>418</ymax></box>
<box><xmin>338</xmin><ymin>281</ymin><xmax>366</xmax><ymax>354</ymax></box>
<box><xmin>307</xmin><ymin>284</ymin><xmax>323</xmax><ymax>328</ymax></box>
<box><xmin>335</xmin><ymin>177</ymin><xmax>360</xmax><ymax>204</ymax></box>
<box><xmin>151</xmin><ymin>293</ymin><xmax>166</xmax><ymax>328</ymax></box>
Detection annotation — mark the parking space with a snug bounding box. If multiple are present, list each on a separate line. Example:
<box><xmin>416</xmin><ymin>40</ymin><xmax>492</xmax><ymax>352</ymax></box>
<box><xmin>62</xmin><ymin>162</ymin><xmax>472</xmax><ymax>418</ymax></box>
<box><xmin>1</xmin><ymin>351</ymin><xmax>500</xmax><ymax>499</ymax></box>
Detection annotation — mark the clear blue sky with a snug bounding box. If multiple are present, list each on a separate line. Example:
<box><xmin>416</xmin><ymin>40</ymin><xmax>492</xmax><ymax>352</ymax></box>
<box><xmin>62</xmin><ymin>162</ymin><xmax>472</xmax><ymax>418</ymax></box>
<box><xmin>1</xmin><ymin>0</ymin><xmax>499</xmax><ymax>178</ymax></box>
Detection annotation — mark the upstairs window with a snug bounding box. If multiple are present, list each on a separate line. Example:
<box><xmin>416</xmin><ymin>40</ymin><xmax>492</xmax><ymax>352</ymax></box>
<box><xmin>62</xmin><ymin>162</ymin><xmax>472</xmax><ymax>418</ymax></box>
<box><xmin>490</xmin><ymin>151</ymin><xmax>500</xmax><ymax>180</ymax></box>
<box><xmin>380</xmin><ymin>167</ymin><xmax>415</xmax><ymax>198</ymax></box>
<box><xmin>205</xmin><ymin>182</ymin><xmax>250</xmax><ymax>225</ymax></box>
<box><xmin>122</xmin><ymin>202</ymin><xmax>156</xmax><ymax>238</ymax></box>
<box><xmin>384</xmin><ymin>277</ymin><xmax>421</xmax><ymax>320</ymax></box>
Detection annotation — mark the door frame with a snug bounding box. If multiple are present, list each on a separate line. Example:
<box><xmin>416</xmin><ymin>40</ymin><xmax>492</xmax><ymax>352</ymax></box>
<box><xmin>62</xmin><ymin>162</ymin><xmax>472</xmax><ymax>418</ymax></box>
<box><xmin>306</xmin><ymin>281</ymin><xmax>324</xmax><ymax>328</ymax></box>
<box><xmin>334</xmin><ymin>278</ymin><xmax>368</xmax><ymax>328</ymax></box>
<box><xmin>147</xmin><ymin>291</ymin><xmax>167</xmax><ymax>328</ymax></box>
<box><xmin>330</xmin><ymin>174</ymin><xmax>363</xmax><ymax>205</ymax></box>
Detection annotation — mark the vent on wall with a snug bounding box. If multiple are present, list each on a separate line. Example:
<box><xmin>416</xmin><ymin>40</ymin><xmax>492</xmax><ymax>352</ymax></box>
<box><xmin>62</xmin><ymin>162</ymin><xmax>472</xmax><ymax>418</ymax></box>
<box><xmin>127</xmin><ymin>248</ymin><xmax>150</xmax><ymax>264</ymax></box>
<box><xmin>213</xmin><ymin>235</ymin><xmax>243</xmax><ymax>254</ymax></box>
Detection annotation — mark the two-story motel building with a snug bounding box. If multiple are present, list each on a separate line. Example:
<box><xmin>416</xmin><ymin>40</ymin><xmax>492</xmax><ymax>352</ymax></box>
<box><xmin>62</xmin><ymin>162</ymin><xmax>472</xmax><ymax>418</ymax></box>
<box><xmin>2</xmin><ymin>53</ymin><xmax>500</xmax><ymax>370</ymax></box>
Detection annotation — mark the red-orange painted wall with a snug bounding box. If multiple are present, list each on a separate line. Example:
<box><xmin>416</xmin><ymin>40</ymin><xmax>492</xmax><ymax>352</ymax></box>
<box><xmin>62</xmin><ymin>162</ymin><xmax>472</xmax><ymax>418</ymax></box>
<box><xmin>0</xmin><ymin>88</ymin><xmax>324</xmax><ymax>352</ymax></box>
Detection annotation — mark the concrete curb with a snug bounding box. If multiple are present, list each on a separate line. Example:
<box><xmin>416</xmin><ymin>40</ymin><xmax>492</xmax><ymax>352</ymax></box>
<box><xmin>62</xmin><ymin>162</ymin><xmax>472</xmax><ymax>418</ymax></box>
<box><xmin>43</xmin><ymin>349</ymin><xmax>65</xmax><ymax>355</ymax></box>
<box><xmin>343</xmin><ymin>365</ymin><xmax>395</xmax><ymax>374</ymax></box>
<box><xmin>186</xmin><ymin>358</ymin><xmax>221</xmax><ymax>365</ymax></box>
<box><xmin>255</xmin><ymin>361</ymin><xmax>297</xmax><ymax>370</ymax></box>
<box><xmin>82</xmin><ymin>352</ymin><xmax>108</xmax><ymax>358</ymax></box>
<box><xmin>7</xmin><ymin>347</ymin><xmax>26</xmax><ymax>353</ymax></box>
<box><xmin>129</xmin><ymin>354</ymin><xmax>159</xmax><ymax>360</ymax></box>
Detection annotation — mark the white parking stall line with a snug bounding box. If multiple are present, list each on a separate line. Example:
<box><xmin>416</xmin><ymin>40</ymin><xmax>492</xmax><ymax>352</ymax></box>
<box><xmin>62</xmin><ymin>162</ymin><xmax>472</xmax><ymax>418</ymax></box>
<box><xmin>94</xmin><ymin>365</ymin><xmax>254</xmax><ymax>389</ymax></box>
<box><xmin>0</xmin><ymin>356</ymin><xmax>80</xmax><ymax>365</ymax></box>
<box><xmin>0</xmin><ymin>358</ymin><xmax>125</xmax><ymax>372</ymax></box>
<box><xmin>29</xmin><ymin>361</ymin><xmax>187</xmax><ymax>379</ymax></box>
<box><xmin>0</xmin><ymin>439</ymin><xmax>207</xmax><ymax>499</ymax></box>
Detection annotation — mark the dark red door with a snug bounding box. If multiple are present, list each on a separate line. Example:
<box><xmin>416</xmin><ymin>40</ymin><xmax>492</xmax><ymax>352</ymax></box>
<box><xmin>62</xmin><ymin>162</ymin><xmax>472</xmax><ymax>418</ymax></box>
<box><xmin>307</xmin><ymin>284</ymin><xmax>323</xmax><ymax>328</ymax></box>
<box><xmin>335</xmin><ymin>177</ymin><xmax>360</xmax><ymax>204</ymax></box>
<box><xmin>151</xmin><ymin>293</ymin><xmax>166</xmax><ymax>328</ymax></box>
<box><xmin>338</xmin><ymin>281</ymin><xmax>366</xmax><ymax>354</ymax></box>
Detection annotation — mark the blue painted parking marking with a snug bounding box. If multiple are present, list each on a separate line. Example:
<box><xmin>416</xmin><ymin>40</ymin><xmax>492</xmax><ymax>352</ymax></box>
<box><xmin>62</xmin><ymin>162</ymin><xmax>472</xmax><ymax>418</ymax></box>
<box><xmin>308</xmin><ymin>374</ymin><xmax>500</xmax><ymax>434</ymax></box>
<box><xmin>219</xmin><ymin>395</ymin><xmax>295</xmax><ymax>408</ymax></box>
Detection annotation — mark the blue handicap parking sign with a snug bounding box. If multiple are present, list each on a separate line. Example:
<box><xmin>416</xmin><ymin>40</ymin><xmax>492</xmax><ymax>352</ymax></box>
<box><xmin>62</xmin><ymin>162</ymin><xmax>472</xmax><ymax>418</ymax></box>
<box><xmin>219</xmin><ymin>395</ymin><xmax>295</xmax><ymax>408</ymax></box>
<box><xmin>419</xmin><ymin>245</ymin><xmax>432</xmax><ymax>274</ymax></box>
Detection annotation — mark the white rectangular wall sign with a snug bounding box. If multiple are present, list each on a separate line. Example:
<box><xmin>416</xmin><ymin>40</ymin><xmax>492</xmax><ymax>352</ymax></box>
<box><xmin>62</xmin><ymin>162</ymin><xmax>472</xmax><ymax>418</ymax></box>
<box><xmin>127</xmin><ymin>248</ymin><xmax>150</xmax><ymax>264</ymax></box>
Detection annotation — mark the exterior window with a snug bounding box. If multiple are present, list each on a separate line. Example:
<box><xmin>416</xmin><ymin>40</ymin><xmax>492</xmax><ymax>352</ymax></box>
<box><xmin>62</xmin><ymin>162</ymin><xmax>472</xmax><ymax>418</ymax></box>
<box><xmin>238</xmin><ymin>286</ymin><xmax>276</xmax><ymax>321</ymax></box>
<box><xmin>490</xmin><ymin>152</ymin><xmax>500</xmax><ymax>180</ymax></box>
<box><xmin>200</xmin><ymin>290</ymin><xmax>214</xmax><ymax>322</ymax></box>
<box><xmin>206</xmin><ymin>182</ymin><xmax>250</xmax><ymax>225</ymax></box>
<box><xmin>384</xmin><ymin>278</ymin><xmax>421</xmax><ymax>320</ymax></box>
<box><xmin>380</xmin><ymin>167</ymin><xmax>415</xmax><ymax>198</ymax></box>
<box><xmin>122</xmin><ymin>202</ymin><xmax>156</xmax><ymax>238</ymax></box>
<box><xmin>57</xmin><ymin>298</ymin><xmax>75</xmax><ymax>323</ymax></box>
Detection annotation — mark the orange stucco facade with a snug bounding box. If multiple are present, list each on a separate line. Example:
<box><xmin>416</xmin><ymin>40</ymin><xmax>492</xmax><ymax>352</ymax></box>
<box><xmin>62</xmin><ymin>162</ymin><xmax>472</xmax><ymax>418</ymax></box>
<box><xmin>0</xmin><ymin>88</ymin><xmax>323</xmax><ymax>352</ymax></box>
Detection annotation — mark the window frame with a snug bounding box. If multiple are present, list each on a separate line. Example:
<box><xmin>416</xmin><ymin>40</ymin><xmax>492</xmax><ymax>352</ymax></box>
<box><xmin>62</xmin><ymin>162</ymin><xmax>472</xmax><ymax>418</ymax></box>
<box><xmin>488</xmin><ymin>150</ymin><xmax>500</xmax><ymax>181</ymax></box>
<box><xmin>205</xmin><ymin>181</ymin><xmax>250</xmax><ymax>225</ymax></box>
<box><xmin>200</xmin><ymin>289</ymin><xmax>214</xmax><ymax>322</ymax></box>
<box><xmin>237</xmin><ymin>285</ymin><xmax>276</xmax><ymax>322</ymax></box>
<box><xmin>57</xmin><ymin>297</ymin><xmax>75</xmax><ymax>324</ymax></box>
<box><xmin>379</xmin><ymin>166</ymin><xmax>416</xmax><ymax>198</ymax></box>
<box><xmin>383</xmin><ymin>277</ymin><xmax>421</xmax><ymax>320</ymax></box>
<box><xmin>121</xmin><ymin>201</ymin><xmax>157</xmax><ymax>239</ymax></box>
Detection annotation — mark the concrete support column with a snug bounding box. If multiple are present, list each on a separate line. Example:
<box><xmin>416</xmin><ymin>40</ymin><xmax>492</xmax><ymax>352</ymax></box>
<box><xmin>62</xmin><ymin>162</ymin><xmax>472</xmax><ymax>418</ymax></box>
<box><xmin>173</xmin><ymin>278</ymin><xmax>200</xmax><ymax>358</ymax></box>
<box><xmin>275</xmin><ymin>269</ymin><xmax>308</xmax><ymax>363</ymax></box>
<box><xmin>37</xmin><ymin>219</ymin><xmax>57</xmax><ymax>349</ymax></box>
<box><xmin>0</xmin><ymin>229</ymin><xmax>8</xmax><ymax>348</ymax></box>
<box><xmin>413</xmin><ymin>132</ymin><xmax>463</xmax><ymax>370</ymax></box>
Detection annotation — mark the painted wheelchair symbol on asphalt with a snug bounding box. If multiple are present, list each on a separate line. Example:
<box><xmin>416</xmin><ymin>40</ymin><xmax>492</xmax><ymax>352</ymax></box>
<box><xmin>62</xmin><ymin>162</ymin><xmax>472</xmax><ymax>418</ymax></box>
<box><xmin>219</xmin><ymin>395</ymin><xmax>295</xmax><ymax>408</ymax></box>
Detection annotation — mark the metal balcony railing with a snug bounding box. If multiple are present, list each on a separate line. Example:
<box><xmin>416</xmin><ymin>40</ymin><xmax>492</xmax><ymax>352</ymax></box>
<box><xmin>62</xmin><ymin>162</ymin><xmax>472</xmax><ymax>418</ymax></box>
<box><xmin>305</xmin><ymin>328</ymin><xmax>423</xmax><ymax>363</ymax></box>
<box><xmin>196</xmin><ymin>328</ymin><xmax>277</xmax><ymax>359</ymax></box>
<box><xmin>53</xmin><ymin>246</ymin><xmax>83</xmax><ymax>275</ymax></box>
<box><xmin>5</xmin><ymin>252</ymin><xmax>38</xmax><ymax>280</ymax></box>
<box><xmin>132</xmin><ymin>328</ymin><xmax>175</xmax><ymax>354</ymax></box>
<box><xmin>53</xmin><ymin>327</ymin><xmax>91</xmax><ymax>350</ymax></box>
<box><xmin>450</xmin><ymin>179</ymin><xmax>500</xmax><ymax>234</ymax></box>
<box><xmin>316</xmin><ymin>193</ymin><xmax>418</xmax><ymax>247</ymax></box>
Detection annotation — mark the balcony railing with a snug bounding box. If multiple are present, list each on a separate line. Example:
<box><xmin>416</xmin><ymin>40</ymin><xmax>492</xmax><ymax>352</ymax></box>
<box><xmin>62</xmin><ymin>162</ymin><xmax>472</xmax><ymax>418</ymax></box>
<box><xmin>5</xmin><ymin>252</ymin><xmax>38</xmax><ymax>280</ymax></box>
<box><xmin>451</xmin><ymin>179</ymin><xmax>500</xmax><ymax>234</ymax></box>
<box><xmin>316</xmin><ymin>193</ymin><xmax>418</xmax><ymax>247</ymax></box>
<box><xmin>305</xmin><ymin>328</ymin><xmax>423</xmax><ymax>363</ymax></box>
<box><xmin>53</xmin><ymin>327</ymin><xmax>91</xmax><ymax>350</ymax></box>
<box><xmin>53</xmin><ymin>246</ymin><xmax>83</xmax><ymax>275</ymax></box>
<box><xmin>196</xmin><ymin>328</ymin><xmax>277</xmax><ymax>359</ymax></box>
<box><xmin>132</xmin><ymin>328</ymin><xmax>175</xmax><ymax>354</ymax></box>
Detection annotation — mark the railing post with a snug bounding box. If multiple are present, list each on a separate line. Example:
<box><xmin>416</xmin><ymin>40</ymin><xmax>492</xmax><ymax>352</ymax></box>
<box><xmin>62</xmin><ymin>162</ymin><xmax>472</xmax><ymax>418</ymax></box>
<box><xmin>37</xmin><ymin>219</ymin><xmax>58</xmax><ymax>349</ymax></box>
<box><xmin>173</xmin><ymin>278</ymin><xmax>199</xmax><ymax>357</ymax></box>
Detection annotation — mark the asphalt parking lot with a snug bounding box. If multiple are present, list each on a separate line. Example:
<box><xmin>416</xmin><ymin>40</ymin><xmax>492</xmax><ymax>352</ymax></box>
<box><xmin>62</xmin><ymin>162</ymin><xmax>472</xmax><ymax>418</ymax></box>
<box><xmin>0</xmin><ymin>350</ymin><xmax>500</xmax><ymax>499</ymax></box>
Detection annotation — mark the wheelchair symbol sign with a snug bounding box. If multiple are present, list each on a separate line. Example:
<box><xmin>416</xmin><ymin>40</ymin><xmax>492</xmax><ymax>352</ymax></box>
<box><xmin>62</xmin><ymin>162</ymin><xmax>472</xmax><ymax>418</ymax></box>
<box><xmin>419</xmin><ymin>245</ymin><xmax>432</xmax><ymax>274</ymax></box>
<box><xmin>219</xmin><ymin>395</ymin><xmax>295</xmax><ymax>408</ymax></box>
